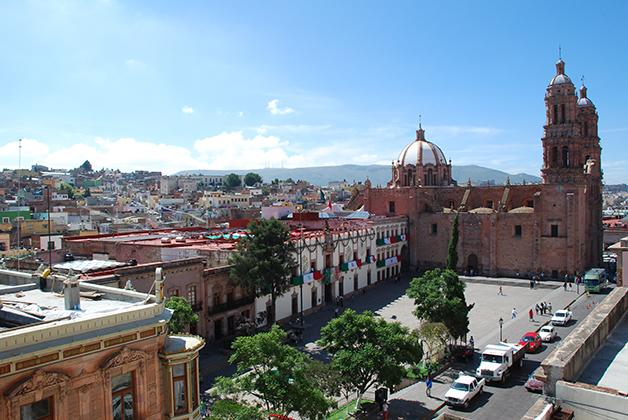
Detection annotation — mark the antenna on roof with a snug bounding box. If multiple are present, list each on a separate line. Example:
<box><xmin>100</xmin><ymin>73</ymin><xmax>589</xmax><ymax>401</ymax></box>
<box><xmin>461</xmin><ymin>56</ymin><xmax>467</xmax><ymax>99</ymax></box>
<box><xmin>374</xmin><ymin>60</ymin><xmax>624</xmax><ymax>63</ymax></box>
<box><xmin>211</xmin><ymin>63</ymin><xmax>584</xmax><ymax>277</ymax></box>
<box><xmin>559</xmin><ymin>45</ymin><xmax>561</xmax><ymax>60</ymax></box>
<box><xmin>581</xmin><ymin>74</ymin><xmax>585</xmax><ymax>86</ymax></box>
<box><xmin>418</xmin><ymin>114</ymin><xmax>422</xmax><ymax>129</ymax></box>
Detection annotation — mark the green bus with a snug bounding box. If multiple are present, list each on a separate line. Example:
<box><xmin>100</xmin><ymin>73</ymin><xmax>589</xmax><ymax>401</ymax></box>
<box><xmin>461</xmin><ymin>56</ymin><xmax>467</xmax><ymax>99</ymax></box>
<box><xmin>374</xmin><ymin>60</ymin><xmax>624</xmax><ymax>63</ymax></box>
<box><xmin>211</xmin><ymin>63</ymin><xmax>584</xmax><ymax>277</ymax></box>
<box><xmin>584</xmin><ymin>268</ymin><xmax>607</xmax><ymax>293</ymax></box>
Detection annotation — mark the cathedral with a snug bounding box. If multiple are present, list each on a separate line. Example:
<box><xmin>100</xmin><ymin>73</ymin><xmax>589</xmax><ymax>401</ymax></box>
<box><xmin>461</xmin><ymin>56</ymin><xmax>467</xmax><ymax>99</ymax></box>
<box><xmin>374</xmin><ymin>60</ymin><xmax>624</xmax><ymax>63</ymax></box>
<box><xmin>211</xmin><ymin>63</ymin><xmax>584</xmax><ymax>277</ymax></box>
<box><xmin>347</xmin><ymin>59</ymin><xmax>604</xmax><ymax>278</ymax></box>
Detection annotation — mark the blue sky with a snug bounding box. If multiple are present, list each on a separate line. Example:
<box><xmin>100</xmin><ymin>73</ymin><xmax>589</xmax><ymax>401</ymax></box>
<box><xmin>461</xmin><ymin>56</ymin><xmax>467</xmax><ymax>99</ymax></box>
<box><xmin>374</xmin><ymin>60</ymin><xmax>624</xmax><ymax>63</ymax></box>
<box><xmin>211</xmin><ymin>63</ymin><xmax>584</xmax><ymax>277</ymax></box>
<box><xmin>1</xmin><ymin>1</ymin><xmax>627</xmax><ymax>183</ymax></box>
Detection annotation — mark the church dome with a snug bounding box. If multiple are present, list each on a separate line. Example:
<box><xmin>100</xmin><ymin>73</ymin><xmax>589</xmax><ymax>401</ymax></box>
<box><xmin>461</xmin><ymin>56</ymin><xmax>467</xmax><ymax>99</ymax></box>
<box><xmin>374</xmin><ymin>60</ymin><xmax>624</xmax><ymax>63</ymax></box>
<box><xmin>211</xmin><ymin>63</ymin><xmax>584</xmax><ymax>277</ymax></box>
<box><xmin>549</xmin><ymin>59</ymin><xmax>573</xmax><ymax>86</ymax></box>
<box><xmin>577</xmin><ymin>85</ymin><xmax>594</xmax><ymax>107</ymax></box>
<box><xmin>398</xmin><ymin>127</ymin><xmax>447</xmax><ymax>166</ymax></box>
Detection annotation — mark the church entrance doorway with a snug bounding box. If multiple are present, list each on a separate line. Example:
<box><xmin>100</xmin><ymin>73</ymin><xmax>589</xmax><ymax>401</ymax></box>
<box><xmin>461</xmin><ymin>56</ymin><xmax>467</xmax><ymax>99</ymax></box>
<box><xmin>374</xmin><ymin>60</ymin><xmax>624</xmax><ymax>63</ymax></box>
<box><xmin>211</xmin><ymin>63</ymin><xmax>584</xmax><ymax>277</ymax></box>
<box><xmin>400</xmin><ymin>245</ymin><xmax>410</xmax><ymax>272</ymax></box>
<box><xmin>467</xmin><ymin>254</ymin><xmax>479</xmax><ymax>276</ymax></box>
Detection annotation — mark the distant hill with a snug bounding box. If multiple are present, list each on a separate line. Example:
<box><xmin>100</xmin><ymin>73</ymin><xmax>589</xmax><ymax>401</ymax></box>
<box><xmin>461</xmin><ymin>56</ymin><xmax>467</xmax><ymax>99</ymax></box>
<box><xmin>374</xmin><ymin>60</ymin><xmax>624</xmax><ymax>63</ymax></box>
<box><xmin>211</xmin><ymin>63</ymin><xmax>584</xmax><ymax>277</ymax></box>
<box><xmin>176</xmin><ymin>164</ymin><xmax>541</xmax><ymax>187</ymax></box>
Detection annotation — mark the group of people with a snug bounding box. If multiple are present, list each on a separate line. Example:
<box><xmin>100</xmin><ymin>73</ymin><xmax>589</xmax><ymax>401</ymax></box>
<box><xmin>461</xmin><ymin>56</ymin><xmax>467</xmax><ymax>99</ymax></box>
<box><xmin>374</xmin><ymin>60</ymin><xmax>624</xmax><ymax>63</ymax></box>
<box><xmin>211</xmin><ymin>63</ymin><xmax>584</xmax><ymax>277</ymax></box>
<box><xmin>535</xmin><ymin>302</ymin><xmax>552</xmax><ymax>316</ymax></box>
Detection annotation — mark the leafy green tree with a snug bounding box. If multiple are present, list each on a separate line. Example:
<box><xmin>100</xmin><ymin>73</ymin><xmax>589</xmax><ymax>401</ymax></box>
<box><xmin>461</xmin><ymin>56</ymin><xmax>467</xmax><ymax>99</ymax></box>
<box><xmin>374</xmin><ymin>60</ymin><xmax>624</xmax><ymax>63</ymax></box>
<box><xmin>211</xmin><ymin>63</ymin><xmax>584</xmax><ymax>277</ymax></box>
<box><xmin>83</xmin><ymin>187</ymin><xmax>91</xmax><ymax>197</ymax></box>
<box><xmin>285</xmin><ymin>178</ymin><xmax>294</xmax><ymax>184</ymax></box>
<box><xmin>407</xmin><ymin>269</ymin><xmax>474</xmax><ymax>341</ymax></box>
<box><xmin>213</xmin><ymin>326</ymin><xmax>335</xmax><ymax>420</ymax></box>
<box><xmin>415</xmin><ymin>322</ymin><xmax>449</xmax><ymax>366</ymax></box>
<box><xmin>244</xmin><ymin>172</ymin><xmax>263</xmax><ymax>186</ymax></box>
<box><xmin>165</xmin><ymin>296</ymin><xmax>199</xmax><ymax>334</ymax></box>
<box><xmin>271</xmin><ymin>178</ymin><xmax>280</xmax><ymax>185</ymax></box>
<box><xmin>58</xmin><ymin>182</ymin><xmax>76</xmax><ymax>199</ymax></box>
<box><xmin>225</xmin><ymin>173</ymin><xmax>242</xmax><ymax>189</ymax></box>
<box><xmin>447</xmin><ymin>212</ymin><xmax>459</xmax><ymax>272</ymax></box>
<box><xmin>317</xmin><ymin>309</ymin><xmax>422</xmax><ymax>409</ymax></box>
<box><xmin>207</xmin><ymin>399</ymin><xmax>265</xmax><ymax>420</ymax></box>
<box><xmin>228</xmin><ymin>218</ymin><xmax>295</xmax><ymax>325</ymax></box>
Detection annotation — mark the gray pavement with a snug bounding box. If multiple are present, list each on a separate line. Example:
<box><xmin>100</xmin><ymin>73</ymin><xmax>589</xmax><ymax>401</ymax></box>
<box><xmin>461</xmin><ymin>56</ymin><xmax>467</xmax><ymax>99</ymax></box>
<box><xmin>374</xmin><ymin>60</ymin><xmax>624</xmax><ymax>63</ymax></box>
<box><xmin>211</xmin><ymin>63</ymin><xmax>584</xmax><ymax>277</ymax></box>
<box><xmin>200</xmin><ymin>272</ymin><xmax>587</xmax><ymax>419</ymax></box>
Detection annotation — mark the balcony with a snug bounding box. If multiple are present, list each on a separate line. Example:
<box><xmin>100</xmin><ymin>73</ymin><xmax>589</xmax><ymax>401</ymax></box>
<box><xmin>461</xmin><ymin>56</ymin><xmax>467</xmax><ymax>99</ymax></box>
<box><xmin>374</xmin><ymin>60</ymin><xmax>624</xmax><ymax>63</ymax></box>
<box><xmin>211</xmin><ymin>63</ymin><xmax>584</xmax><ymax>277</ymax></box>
<box><xmin>208</xmin><ymin>295</ymin><xmax>255</xmax><ymax>315</ymax></box>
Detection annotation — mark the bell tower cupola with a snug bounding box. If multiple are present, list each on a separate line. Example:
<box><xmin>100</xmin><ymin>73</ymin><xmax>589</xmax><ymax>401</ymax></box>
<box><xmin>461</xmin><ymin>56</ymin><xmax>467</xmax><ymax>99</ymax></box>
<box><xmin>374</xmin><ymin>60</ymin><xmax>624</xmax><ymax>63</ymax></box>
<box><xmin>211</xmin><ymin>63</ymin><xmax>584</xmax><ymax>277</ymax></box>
<box><xmin>541</xmin><ymin>59</ymin><xmax>601</xmax><ymax>185</ymax></box>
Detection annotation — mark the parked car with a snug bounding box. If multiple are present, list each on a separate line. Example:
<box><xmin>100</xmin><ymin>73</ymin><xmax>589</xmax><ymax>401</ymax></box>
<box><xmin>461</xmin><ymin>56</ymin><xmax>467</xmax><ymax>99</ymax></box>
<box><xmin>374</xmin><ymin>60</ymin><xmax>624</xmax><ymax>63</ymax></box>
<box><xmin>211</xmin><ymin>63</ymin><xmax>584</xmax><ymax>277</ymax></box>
<box><xmin>444</xmin><ymin>375</ymin><xmax>485</xmax><ymax>409</ymax></box>
<box><xmin>525</xmin><ymin>368</ymin><xmax>544</xmax><ymax>393</ymax></box>
<box><xmin>551</xmin><ymin>309</ymin><xmax>573</xmax><ymax>326</ymax></box>
<box><xmin>538</xmin><ymin>325</ymin><xmax>557</xmax><ymax>342</ymax></box>
<box><xmin>519</xmin><ymin>332</ymin><xmax>542</xmax><ymax>353</ymax></box>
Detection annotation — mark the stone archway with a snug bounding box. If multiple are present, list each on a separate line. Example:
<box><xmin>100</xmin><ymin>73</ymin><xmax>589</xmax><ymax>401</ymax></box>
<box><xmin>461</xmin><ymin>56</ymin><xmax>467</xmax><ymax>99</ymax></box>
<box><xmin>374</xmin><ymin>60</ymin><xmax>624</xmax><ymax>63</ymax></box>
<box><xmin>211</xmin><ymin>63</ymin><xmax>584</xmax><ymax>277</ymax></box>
<box><xmin>467</xmin><ymin>254</ymin><xmax>479</xmax><ymax>276</ymax></box>
<box><xmin>400</xmin><ymin>244</ymin><xmax>410</xmax><ymax>272</ymax></box>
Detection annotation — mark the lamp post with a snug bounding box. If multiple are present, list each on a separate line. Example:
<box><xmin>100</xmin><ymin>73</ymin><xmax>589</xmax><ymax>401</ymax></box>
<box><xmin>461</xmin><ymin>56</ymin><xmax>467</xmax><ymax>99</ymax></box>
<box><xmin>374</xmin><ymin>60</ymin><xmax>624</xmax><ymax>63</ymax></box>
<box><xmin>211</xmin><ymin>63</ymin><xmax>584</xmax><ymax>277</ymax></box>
<box><xmin>499</xmin><ymin>317</ymin><xmax>504</xmax><ymax>342</ymax></box>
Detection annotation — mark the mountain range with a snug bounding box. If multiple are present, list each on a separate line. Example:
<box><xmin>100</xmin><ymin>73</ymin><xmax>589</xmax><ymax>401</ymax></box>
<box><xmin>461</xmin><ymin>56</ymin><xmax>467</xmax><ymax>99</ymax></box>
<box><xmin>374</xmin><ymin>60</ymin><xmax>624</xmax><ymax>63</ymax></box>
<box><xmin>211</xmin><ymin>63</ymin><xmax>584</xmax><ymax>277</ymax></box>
<box><xmin>176</xmin><ymin>164</ymin><xmax>542</xmax><ymax>187</ymax></box>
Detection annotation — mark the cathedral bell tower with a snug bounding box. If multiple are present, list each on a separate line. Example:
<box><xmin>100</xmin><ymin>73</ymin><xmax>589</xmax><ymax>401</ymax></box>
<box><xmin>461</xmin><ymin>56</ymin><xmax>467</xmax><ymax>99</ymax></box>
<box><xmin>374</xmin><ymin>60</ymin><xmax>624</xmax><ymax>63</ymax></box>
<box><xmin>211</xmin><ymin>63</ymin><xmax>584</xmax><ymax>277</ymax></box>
<box><xmin>541</xmin><ymin>59</ymin><xmax>602</xmax><ymax>185</ymax></box>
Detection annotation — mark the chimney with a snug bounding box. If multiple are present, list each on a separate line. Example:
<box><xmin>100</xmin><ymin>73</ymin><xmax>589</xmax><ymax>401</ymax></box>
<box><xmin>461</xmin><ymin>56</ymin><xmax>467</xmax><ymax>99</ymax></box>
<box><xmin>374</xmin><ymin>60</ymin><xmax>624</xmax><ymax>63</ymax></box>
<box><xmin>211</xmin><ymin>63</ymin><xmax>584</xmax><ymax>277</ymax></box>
<box><xmin>64</xmin><ymin>275</ymin><xmax>81</xmax><ymax>310</ymax></box>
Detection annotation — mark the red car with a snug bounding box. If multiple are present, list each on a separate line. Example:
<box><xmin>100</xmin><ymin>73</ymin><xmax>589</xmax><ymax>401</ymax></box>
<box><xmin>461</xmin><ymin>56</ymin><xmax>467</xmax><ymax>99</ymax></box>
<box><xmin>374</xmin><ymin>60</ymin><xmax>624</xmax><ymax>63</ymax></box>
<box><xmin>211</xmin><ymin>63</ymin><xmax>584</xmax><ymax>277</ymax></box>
<box><xmin>519</xmin><ymin>332</ymin><xmax>542</xmax><ymax>353</ymax></box>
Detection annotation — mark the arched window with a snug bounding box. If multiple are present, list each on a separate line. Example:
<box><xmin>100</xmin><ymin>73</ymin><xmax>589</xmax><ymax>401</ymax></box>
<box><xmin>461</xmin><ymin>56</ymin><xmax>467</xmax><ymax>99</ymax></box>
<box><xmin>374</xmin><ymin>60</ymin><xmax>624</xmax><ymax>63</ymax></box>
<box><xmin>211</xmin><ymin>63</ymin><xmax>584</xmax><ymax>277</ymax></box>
<box><xmin>427</xmin><ymin>169</ymin><xmax>433</xmax><ymax>186</ymax></box>
<box><xmin>553</xmin><ymin>105</ymin><xmax>558</xmax><ymax>123</ymax></box>
<box><xmin>562</xmin><ymin>146</ymin><xmax>569</xmax><ymax>167</ymax></box>
<box><xmin>551</xmin><ymin>147</ymin><xmax>558</xmax><ymax>166</ymax></box>
<box><xmin>561</xmin><ymin>104</ymin><xmax>566</xmax><ymax>123</ymax></box>
<box><xmin>584</xmin><ymin>121</ymin><xmax>588</xmax><ymax>136</ymax></box>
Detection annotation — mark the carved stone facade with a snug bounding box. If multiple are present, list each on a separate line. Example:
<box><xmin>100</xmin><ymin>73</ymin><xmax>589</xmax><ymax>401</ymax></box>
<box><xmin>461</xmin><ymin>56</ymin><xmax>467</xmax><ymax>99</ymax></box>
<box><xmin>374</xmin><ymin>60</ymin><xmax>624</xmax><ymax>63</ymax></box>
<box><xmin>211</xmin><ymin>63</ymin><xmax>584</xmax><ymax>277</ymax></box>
<box><xmin>348</xmin><ymin>60</ymin><xmax>603</xmax><ymax>278</ymax></box>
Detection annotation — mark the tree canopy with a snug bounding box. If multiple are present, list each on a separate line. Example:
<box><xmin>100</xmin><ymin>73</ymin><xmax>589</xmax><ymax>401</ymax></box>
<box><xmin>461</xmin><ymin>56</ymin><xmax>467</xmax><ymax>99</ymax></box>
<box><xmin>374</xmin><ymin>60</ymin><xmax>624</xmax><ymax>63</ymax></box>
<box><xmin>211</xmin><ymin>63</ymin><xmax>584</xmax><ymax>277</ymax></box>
<box><xmin>244</xmin><ymin>172</ymin><xmax>263</xmax><ymax>186</ymax></box>
<box><xmin>317</xmin><ymin>309</ymin><xmax>422</xmax><ymax>409</ymax></box>
<box><xmin>406</xmin><ymin>269</ymin><xmax>474</xmax><ymax>341</ymax></box>
<box><xmin>228</xmin><ymin>218</ymin><xmax>295</xmax><ymax>325</ymax></box>
<box><xmin>58</xmin><ymin>182</ymin><xmax>75</xmax><ymax>199</ymax></box>
<box><xmin>213</xmin><ymin>325</ymin><xmax>336</xmax><ymax>420</ymax></box>
<box><xmin>225</xmin><ymin>173</ymin><xmax>242</xmax><ymax>189</ymax></box>
<box><xmin>165</xmin><ymin>296</ymin><xmax>199</xmax><ymax>334</ymax></box>
<box><xmin>447</xmin><ymin>212</ymin><xmax>459</xmax><ymax>272</ymax></box>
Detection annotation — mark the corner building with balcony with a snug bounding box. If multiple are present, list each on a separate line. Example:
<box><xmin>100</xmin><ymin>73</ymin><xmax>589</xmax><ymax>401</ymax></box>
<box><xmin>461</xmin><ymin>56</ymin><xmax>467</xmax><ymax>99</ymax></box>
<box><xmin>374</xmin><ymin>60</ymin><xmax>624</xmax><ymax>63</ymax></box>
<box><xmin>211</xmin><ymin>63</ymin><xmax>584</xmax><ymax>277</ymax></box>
<box><xmin>347</xmin><ymin>60</ymin><xmax>603</xmax><ymax>278</ymax></box>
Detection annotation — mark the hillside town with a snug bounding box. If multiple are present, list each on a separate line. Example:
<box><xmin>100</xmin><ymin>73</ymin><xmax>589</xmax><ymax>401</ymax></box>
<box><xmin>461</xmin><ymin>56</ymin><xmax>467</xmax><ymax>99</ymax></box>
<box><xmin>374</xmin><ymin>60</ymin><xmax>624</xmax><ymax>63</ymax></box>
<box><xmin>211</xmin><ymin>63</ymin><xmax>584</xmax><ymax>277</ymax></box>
<box><xmin>1</xmin><ymin>58</ymin><xmax>628</xmax><ymax>420</ymax></box>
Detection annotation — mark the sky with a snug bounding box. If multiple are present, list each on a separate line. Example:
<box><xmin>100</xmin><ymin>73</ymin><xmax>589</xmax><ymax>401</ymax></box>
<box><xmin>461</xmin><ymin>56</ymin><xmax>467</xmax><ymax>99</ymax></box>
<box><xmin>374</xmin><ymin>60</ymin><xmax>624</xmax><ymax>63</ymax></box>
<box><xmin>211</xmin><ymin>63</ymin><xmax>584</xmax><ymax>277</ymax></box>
<box><xmin>1</xmin><ymin>1</ymin><xmax>627</xmax><ymax>183</ymax></box>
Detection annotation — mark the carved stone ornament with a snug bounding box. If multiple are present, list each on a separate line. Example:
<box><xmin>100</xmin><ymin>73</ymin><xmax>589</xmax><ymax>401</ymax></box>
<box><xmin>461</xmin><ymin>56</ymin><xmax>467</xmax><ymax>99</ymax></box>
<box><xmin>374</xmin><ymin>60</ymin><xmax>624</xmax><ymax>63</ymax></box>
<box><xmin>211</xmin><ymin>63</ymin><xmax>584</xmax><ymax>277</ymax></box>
<box><xmin>102</xmin><ymin>347</ymin><xmax>148</xmax><ymax>372</ymax></box>
<box><xmin>8</xmin><ymin>370</ymin><xmax>71</xmax><ymax>398</ymax></box>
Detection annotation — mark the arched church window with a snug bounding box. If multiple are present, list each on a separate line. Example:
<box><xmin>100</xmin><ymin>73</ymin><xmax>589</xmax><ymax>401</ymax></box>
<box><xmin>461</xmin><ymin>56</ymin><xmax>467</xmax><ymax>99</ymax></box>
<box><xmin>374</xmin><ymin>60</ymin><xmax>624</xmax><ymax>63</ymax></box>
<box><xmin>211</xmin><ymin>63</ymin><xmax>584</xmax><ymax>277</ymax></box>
<box><xmin>584</xmin><ymin>121</ymin><xmax>588</xmax><ymax>136</ymax></box>
<box><xmin>562</xmin><ymin>146</ymin><xmax>569</xmax><ymax>167</ymax></box>
<box><xmin>427</xmin><ymin>169</ymin><xmax>433</xmax><ymax>186</ymax></box>
<box><xmin>553</xmin><ymin>105</ymin><xmax>558</xmax><ymax>123</ymax></box>
<box><xmin>561</xmin><ymin>104</ymin><xmax>566</xmax><ymax>123</ymax></box>
<box><xmin>551</xmin><ymin>147</ymin><xmax>558</xmax><ymax>166</ymax></box>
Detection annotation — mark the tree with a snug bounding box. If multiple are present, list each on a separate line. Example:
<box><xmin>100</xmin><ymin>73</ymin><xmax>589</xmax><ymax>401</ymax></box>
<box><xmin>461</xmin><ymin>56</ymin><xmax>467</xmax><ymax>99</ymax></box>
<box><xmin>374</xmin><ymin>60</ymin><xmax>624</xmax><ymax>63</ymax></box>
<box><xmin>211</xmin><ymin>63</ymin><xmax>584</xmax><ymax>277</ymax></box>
<box><xmin>244</xmin><ymin>172</ymin><xmax>263</xmax><ymax>186</ymax></box>
<box><xmin>415</xmin><ymin>322</ymin><xmax>449</xmax><ymax>366</ymax></box>
<box><xmin>165</xmin><ymin>296</ymin><xmax>199</xmax><ymax>334</ymax></box>
<box><xmin>213</xmin><ymin>326</ymin><xmax>336</xmax><ymax>420</ymax></box>
<box><xmin>228</xmin><ymin>218</ymin><xmax>295</xmax><ymax>326</ymax></box>
<box><xmin>83</xmin><ymin>187</ymin><xmax>91</xmax><ymax>197</ymax></box>
<box><xmin>407</xmin><ymin>269</ymin><xmax>474</xmax><ymax>341</ymax></box>
<box><xmin>58</xmin><ymin>182</ymin><xmax>75</xmax><ymax>199</ymax></box>
<box><xmin>207</xmin><ymin>399</ymin><xmax>265</xmax><ymax>420</ymax></box>
<box><xmin>225</xmin><ymin>173</ymin><xmax>242</xmax><ymax>189</ymax></box>
<box><xmin>80</xmin><ymin>160</ymin><xmax>93</xmax><ymax>172</ymax></box>
<box><xmin>447</xmin><ymin>211</ymin><xmax>459</xmax><ymax>272</ymax></box>
<box><xmin>317</xmin><ymin>309</ymin><xmax>422</xmax><ymax>410</ymax></box>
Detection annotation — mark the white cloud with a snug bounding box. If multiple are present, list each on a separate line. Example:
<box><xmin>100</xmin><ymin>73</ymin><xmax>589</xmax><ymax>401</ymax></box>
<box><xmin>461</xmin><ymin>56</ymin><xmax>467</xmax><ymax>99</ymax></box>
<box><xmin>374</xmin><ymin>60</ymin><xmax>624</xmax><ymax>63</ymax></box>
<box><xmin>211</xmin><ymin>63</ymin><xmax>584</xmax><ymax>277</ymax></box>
<box><xmin>194</xmin><ymin>132</ymin><xmax>289</xmax><ymax>170</ymax></box>
<box><xmin>267</xmin><ymin>99</ymin><xmax>295</xmax><ymax>115</ymax></box>
<box><xmin>182</xmin><ymin>106</ymin><xmax>194</xmax><ymax>114</ymax></box>
<box><xmin>0</xmin><ymin>139</ymin><xmax>50</xmax><ymax>168</ymax></box>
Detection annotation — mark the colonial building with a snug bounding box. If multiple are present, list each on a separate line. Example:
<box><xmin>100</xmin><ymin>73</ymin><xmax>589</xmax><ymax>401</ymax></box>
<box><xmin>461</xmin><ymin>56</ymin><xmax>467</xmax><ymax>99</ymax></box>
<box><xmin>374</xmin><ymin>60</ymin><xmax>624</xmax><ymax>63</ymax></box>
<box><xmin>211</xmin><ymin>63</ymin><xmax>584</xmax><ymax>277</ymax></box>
<box><xmin>0</xmin><ymin>267</ymin><xmax>204</xmax><ymax>420</ymax></box>
<box><xmin>347</xmin><ymin>59</ymin><xmax>603</xmax><ymax>279</ymax></box>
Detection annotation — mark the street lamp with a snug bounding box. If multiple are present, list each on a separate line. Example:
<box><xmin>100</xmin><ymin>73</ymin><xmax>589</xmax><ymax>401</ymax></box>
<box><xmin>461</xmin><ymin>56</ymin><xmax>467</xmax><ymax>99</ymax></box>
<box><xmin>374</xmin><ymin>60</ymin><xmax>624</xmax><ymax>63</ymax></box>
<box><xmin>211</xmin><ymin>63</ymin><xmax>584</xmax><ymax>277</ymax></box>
<box><xmin>499</xmin><ymin>317</ymin><xmax>504</xmax><ymax>342</ymax></box>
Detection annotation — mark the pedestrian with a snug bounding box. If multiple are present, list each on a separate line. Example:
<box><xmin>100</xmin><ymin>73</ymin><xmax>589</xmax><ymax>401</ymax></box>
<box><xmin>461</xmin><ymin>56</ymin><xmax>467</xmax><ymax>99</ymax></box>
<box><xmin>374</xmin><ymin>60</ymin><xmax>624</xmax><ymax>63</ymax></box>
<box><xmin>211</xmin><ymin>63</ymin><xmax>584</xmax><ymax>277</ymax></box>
<box><xmin>564</xmin><ymin>281</ymin><xmax>567</xmax><ymax>291</ymax></box>
<box><xmin>535</xmin><ymin>304</ymin><xmax>539</xmax><ymax>315</ymax></box>
<box><xmin>339</xmin><ymin>295</ymin><xmax>344</xmax><ymax>307</ymax></box>
<box><xmin>529</xmin><ymin>309</ymin><xmax>534</xmax><ymax>322</ymax></box>
<box><xmin>530</xmin><ymin>279</ymin><xmax>534</xmax><ymax>289</ymax></box>
<box><xmin>548</xmin><ymin>303</ymin><xmax>552</xmax><ymax>314</ymax></box>
<box><xmin>569</xmin><ymin>282</ymin><xmax>572</xmax><ymax>291</ymax></box>
<box><xmin>543</xmin><ymin>302</ymin><xmax>547</xmax><ymax>315</ymax></box>
<box><xmin>382</xmin><ymin>402</ymin><xmax>388</xmax><ymax>420</ymax></box>
<box><xmin>426</xmin><ymin>377</ymin><xmax>433</xmax><ymax>397</ymax></box>
<box><xmin>469</xmin><ymin>336</ymin><xmax>474</xmax><ymax>349</ymax></box>
<box><xmin>334</xmin><ymin>307</ymin><xmax>339</xmax><ymax>318</ymax></box>
<box><xmin>512</xmin><ymin>308</ymin><xmax>517</xmax><ymax>319</ymax></box>
<box><xmin>498</xmin><ymin>286</ymin><xmax>503</xmax><ymax>295</ymax></box>
<box><xmin>458</xmin><ymin>370</ymin><xmax>464</xmax><ymax>377</ymax></box>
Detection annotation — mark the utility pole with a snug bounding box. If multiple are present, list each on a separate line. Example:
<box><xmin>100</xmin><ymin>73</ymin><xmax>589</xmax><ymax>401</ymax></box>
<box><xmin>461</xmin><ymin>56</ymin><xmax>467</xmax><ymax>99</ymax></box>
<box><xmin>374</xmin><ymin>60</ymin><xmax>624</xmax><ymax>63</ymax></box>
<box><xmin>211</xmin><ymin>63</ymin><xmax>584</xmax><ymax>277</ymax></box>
<box><xmin>299</xmin><ymin>210</ymin><xmax>304</xmax><ymax>325</ymax></box>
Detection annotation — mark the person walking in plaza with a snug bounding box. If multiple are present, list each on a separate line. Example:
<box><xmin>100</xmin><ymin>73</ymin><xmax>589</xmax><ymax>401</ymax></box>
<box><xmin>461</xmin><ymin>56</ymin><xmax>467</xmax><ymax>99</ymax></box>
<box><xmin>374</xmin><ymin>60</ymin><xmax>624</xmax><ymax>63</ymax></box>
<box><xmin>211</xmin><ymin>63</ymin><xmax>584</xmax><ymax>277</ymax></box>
<box><xmin>425</xmin><ymin>377</ymin><xmax>433</xmax><ymax>397</ymax></box>
<box><xmin>334</xmin><ymin>307</ymin><xmax>339</xmax><ymax>318</ymax></box>
<box><xmin>469</xmin><ymin>336</ymin><xmax>474</xmax><ymax>349</ymax></box>
<box><xmin>382</xmin><ymin>401</ymin><xmax>389</xmax><ymax>420</ymax></box>
<box><xmin>529</xmin><ymin>309</ymin><xmax>534</xmax><ymax>322</ymax></box>
<box><xmin>498</xmin><ymin>286</ymin><xmax>503</xmax><ymax>295</ymax></box>
<box><xmin>548</xmin><ymin>302</ymin><xmax>552</xmax><ymax>314</ymax></box>
<box><xmin>512</xmin><ymin>308</ymin><xmax>517</xmax><ymax>319</ymax></box>
<box><xmin>535</xmin><ymin>303</ymin><xmax>540</xmax><ymax>316</ymax></box>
